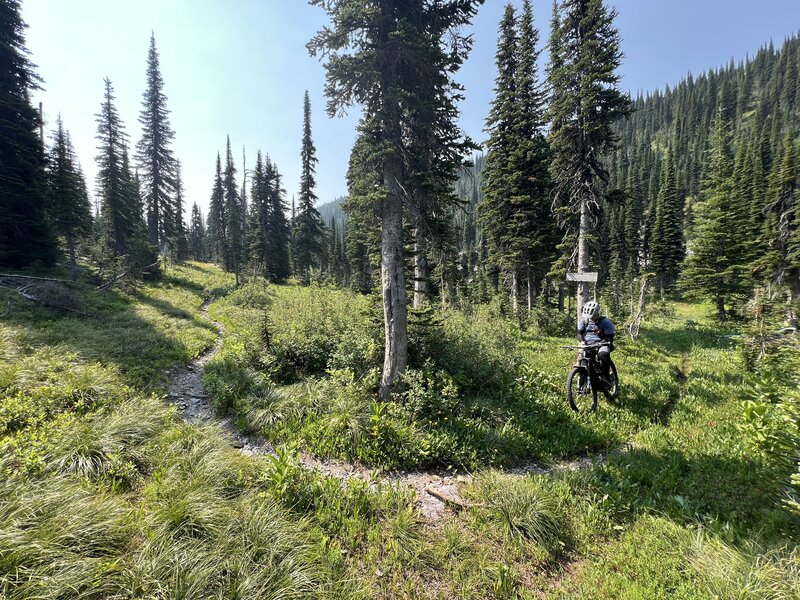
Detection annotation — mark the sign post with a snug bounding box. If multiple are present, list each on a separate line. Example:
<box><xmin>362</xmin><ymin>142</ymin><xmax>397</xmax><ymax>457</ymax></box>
<box><xmin>567</xmin><ymin>272</ymin><xmax>599</xmax><ymax>320</ymax></box>
<box><xmin>566</xmin><ymin>272</ymin><xmax>598</xmax><ymax>283</ymax></box>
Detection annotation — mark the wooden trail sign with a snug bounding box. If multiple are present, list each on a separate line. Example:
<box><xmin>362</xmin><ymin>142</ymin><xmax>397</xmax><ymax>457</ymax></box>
<box><xmin>566</xmin><ymin>272</ymin><xmax>598</xmax><ymax>283</ymax></box>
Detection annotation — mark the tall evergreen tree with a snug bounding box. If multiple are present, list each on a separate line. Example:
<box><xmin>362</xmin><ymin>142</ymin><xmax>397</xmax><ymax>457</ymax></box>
<box><xmin>96</xmin><ymin>78</ymin><xmax>135</xmax><ymax>256</ymax></box>
<box><xmin>0</xmin><ymin>0</ymin><xmax>56</xmax><ymax>267</ymax></box>
<box><xmin>188</xmin><ymin>202</ymin><xmax>206</xmax><ymax>261</ymax></box>
<box><xmin>763</xmin><ymin>132</ymin><xmax>799</xmax><ymax>310</ymax></box>
<box><xmin>247</xmin><ymin>151</ymin><xmax>290</xmax><ymax>281</ymax></box>
<box><xmin>223</xmin><ymin>137</ymin><xmax>244</xmax><ymax>284</ymax></box>
<box><xmin>681</xmin><ymin>109</ymin><xmax>751</xmax><ymax>319</ymax></box>
<box><xmin>310</xmin><ymin>0</ymin><xmax>483</xmax><ymax>400</ymax></box>
<box><xmin>294</xmin><ymin>91</ymin><xmax>325</xmax><ymax>283</ymax></box>
<box><xmin>137</xmin><ymin>33</ymin><xmax>177</xmax><ymax>252</ymax></box>
<box><xmin>264</xmin><ymin>155</ymin><xmax>291</xmax><ymax>281</ymax></box>
<box><xmin>344</xmin><ymin>119</ymin><xmax>382</xmax><ymax>294</ymax></box>
<box><xmin>207</xmin><ymin>153</ymin><xmax>226</xmax><ymax>265</ymax></box>
<box><xmin>548</xmin><ymin>0</ymin><xmax>631</xmax><ymax>318</ymax></box>
<box><xmin>247</xmin><ymin>151</ymin><xmax>268</xmax><ymax>276</ymax></box>
<box><xmin>478</xmin><ymin>5</ymin><xmax>519</xmax><ymax>304</ymax></box>
<box><xmin>174</xmin><ymin>160</ymin><xmax>189</xmax><ymax>261</ymax></box>
<box><xmin>650</xmin><ymin>149</ymin><xmax>684</xmax><ymax>292</ymax></box>
<box><xmin>511</xmin><ymin>0</ymin><xmax>555</xmax><ymax>308</ymax></box>
<box><xmin>46</xmin><ymin>115</ymin><xmax>92</xmax><ymax>280</ymax></box>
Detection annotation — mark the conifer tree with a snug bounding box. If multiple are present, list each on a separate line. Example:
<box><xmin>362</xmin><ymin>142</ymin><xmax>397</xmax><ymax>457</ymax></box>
<box><xmin>310</xmin><ymin>0</ymin><xmax>483</xmax><ymax>399</ymax></box>
<box><xmin>681</xmin><ymin>109</ymin><xmax>750</xmax><ymax>319</ymax></box>
<box><xmin>547</xmin><ymin>0</ymin><xmax>631</xmax><ymax>317</ymax></box>
<box><xmin>479</xmin><ymin>5</ymin><xmax>519</xmax><ymax>305</ymax></box>
<box><xmin>207</xmin><ymin>153</ymin><xmax>226</xmax><ymax>264</ymax></box>
<box><xmin>344</xmin><ymin>119</ymin><xmax>382</xmax><ymax>294</ymax></box>
<box><xmin>511</xmin><ymin>0</ymin><xmax>555</xmax><ymax>308</ymax></box>
<box><xmin>479</xmin><ymin>2</ymin><xmax>554</xmax><ymax>311</ymax></box>
<box><xmin>762</xmin><ymin>132</ymin><xmax>799</xmax><ymax>309</ymax></box>
<box><xmin>289</xmin><ymin>195</ymin><xmax>297</xmax><ymax>275</ymax></box>
<box><xmin>189</xmin><ymin>202</ymin><xmax>206</xmax><ymax>261</ymax></box>
<box><xmin>623</xmin><ymin>172</ymin><xmax>643</xmax><ymax>278</ymax></box>
<box><xmin>96</xmin><ymin>78</ymin><xmax>135</xmax><ymax>256</ymax></box>
<box><xmin>174</xmin><ymin>160</ymin><xmax>189</xmax><ymax>261</ymax></box>
<box><xmin>46</xmin><ymin>115</ymin><xmax>92</xmax><ymax>280</ymax></box>
<box><xmin>247</xmin><ymin>151</ymin><xmax>290</xmax><ymax>281</ymax></box>
<box><xmin>294</xmin><ymin>91</ymin><xmax>325</xmax><ymax>283</ymax></box>
<box><xmin>247</xmin><ymin>151</ymin><xmax>268</xmax><ymax>276</ymax></box>
<box><xmin>0</xmin><ymin>0</ymin><xmax>56</xmax><ymax>267</ymax></box>
<box><xmin>264</xmin><ymin>156</ymin><xmax>291</xmax><ymax>281</ymax></box>
<box><xmin>137</xmin><ymin>33</ymin><xmax>177</xmax><ymax>252</ymax></box>
<box><xmin>223</xmin><ymin>137</ymin><xmax>244</xmax><ymax>284</ymax></box>
<box><xmin>650</xmin><ymin>150</ymin><xmax>684</xmax><ymax>292</ymax></box>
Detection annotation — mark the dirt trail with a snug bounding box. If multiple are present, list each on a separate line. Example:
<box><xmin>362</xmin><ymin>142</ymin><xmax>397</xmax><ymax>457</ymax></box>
<box><xmin>168</xmin><ymin>297</ymin><xmax>273</xmax><ymax>456</ymax></box>
<box><xmin>167</xmin><ymin>296</ymin><xmax>622</xmax><ymax>521</ymax></box>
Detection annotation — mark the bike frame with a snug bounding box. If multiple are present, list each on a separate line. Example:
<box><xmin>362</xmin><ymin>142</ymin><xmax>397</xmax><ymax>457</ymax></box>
<box><xmin>571</xmin><ymin>343</ymin><xmax>608</xmax><ymax>390</ymax></box>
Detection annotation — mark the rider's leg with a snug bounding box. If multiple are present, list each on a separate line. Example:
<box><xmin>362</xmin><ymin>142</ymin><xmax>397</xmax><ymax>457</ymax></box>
<box><xmin>598</xmin><ymin>346</ymin><xmax>611</xmax><ymax>378</ymax></box>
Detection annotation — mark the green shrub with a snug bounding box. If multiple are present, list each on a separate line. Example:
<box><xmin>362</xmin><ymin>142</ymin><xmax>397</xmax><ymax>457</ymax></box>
<box><xmin>400</xmin><ymin>364</ymin><xmax>460</xmax><ymax>421</ymax></box>
<box><xmin>409</xmin><ymin>306</ymin><xmax>520</xmax><ymax>396</ymax></box>
<box><xmin>526</xmin><ymin>304</ymin><xmax>574</xmax><ymax>337</ymax></box>
<box><xmin>256</xmin><ymin>285</ymin><xmax>381</xmax><ymax>382</ymax></box>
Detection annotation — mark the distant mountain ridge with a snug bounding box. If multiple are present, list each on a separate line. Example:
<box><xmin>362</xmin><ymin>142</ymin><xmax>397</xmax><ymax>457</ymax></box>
<box><xmin>317</xmin><ymin>196</ymin><xmax>346</xmax><ymax>225</ymax></box>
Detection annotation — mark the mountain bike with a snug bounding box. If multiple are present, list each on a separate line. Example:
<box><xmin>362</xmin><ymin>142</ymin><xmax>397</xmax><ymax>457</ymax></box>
<box><xmin>563</xmin><ymin>342</ymin><xmax>619</xmax><ymax>413</ymax></box>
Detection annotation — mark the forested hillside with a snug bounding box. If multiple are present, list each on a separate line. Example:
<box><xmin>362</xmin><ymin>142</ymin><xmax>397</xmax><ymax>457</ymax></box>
<box><xmin>603</xmin><ymin>35</ymin><xmax>800</xmax><ymax>315</ymax></box>
<box><xmin>452</xmin><ymin>35</ymin><xmax>800</xmax><ymax>321</ymax></box>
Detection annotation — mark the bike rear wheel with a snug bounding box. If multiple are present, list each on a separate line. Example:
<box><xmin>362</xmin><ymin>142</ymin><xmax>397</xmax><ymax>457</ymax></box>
<box><xmin>567</xmin><ymin>367</ymin><xmax>597</xmax><ymax>413</ymax></box>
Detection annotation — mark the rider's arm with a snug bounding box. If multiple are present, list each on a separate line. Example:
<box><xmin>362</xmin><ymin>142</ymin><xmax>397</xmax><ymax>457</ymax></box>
<box><xmin>602</xmin><ymin>319</ymin><xmax>615</xmax><ymax>344</ymax></box>
<box><xmin>577</xmin><ymin>319</ymin><xmax>586</xmax><ymax>343</ymax></box>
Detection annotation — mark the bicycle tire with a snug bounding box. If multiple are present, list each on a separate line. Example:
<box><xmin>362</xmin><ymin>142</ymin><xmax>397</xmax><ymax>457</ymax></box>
<box><xmin>566</xmin><ymin>366</ymin><xmax>597</xmax><ymax>413</ymax></box>
<box><xmin>604</xmin><ymin>360</ymin><xmax>619</xmax><ymax>401</ymax></box>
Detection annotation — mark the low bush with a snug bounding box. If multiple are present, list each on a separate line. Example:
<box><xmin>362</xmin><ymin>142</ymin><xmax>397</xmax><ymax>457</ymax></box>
<box><xmin>254</xmin><ymin>285</ymin><xmax>381</xmax><ymax>382</ymax></box>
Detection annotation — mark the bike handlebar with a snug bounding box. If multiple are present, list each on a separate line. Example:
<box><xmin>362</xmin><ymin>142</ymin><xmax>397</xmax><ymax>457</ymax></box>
<box><xmin>562</xmin><ymin>342</ymin><xmax>612</xmax><ymax>351</ymax></box>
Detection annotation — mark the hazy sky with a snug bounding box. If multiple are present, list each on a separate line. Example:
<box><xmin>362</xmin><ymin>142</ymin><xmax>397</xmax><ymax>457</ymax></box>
<box><xmin>22</xmin><ymin>1</ymin><xmax>800</xmax><ymax>217</ymax></box>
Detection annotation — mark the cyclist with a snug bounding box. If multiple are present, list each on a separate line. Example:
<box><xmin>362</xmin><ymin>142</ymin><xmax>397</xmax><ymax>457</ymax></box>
<box><xmin>577</xmin><ymin>301</ymin><xmax>615</xmax><ymax>380</ymax></box>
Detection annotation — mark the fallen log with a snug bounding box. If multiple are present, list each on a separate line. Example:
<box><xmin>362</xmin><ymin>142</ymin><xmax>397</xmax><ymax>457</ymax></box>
<box><xmin>424</xmin><ymin>486</ymin><xmax>483</xmax><ymax>510</ymax></box>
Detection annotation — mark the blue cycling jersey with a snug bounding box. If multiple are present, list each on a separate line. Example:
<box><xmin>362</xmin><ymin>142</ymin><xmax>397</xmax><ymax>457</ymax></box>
<box><xmin>578</xmin><ymin>316</ymin><xmax>615</xmax><ymax>344</ymax></box>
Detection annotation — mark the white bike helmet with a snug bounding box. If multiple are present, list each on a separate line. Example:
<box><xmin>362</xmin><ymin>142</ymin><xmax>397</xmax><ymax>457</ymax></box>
<box><xmin>582</xmin><ymin>301</ymin><xmax>600</xmax><ymax>319</ymax></box>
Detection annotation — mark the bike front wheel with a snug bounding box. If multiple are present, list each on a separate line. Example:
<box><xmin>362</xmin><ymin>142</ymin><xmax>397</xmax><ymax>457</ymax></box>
<box><xmin>604</xmin><ymin>360</ymin><xmax>619</xmax><ymax>401</ymax></box>
<box><xmin>566</xmin><ymin>366</ymin><xmax>597</xmax><ymax>413</ymax></box>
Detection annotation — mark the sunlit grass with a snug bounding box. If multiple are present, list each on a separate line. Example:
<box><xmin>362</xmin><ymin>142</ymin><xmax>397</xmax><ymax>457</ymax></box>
<box><xmin>1</xmin><ymin>262</ymin><xmax>798</xmax><ymax>598</ymax></box>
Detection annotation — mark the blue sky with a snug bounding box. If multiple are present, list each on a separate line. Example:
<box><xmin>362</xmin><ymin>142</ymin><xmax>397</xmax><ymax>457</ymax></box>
<box><xmin>22</xmin><ymin>1</ymin><xmax>800</xmax><ymax>217</ymax></box>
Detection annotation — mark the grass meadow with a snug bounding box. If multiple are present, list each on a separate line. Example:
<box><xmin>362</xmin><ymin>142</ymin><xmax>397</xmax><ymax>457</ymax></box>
<box><xmin>1</xmin><ymin>264</ymin><xmax>797</xmax><ymax>598</ymax></box>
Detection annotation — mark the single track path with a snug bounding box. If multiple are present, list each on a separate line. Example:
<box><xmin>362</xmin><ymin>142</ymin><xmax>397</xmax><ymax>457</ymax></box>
<box><xmin>167</xmin><ymin>296</ymin><xmax>631</xmax><ymax>520</ymax></box>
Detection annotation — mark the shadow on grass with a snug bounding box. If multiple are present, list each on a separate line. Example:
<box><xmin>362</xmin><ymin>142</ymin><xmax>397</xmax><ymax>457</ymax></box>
<box><xmin>586</xmin><ymin>446</ymin><xmax>796</xmax><ymax>538</ymax></box>
<box><xmin>0</xmin><ymin>275</ymin><xmax>213</xmax><ymax>392</ymax></box>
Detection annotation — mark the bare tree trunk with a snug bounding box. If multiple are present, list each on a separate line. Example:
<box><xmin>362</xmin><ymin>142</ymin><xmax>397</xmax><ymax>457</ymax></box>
<box><xmin>628</xmin><ymin>274</ymin><xmax>651</xmax><ymax>340</ymax></box>
<box><xmin>527</xmin><ymin>265</ymin><xmax>534</xmax><ymax>311</ymax></box>
<box><xmin>788</xmin><ymin>273</ymin><xmax>800</xmax><ymax>328</ymax></box>
<box><xmin>380</xmin><ymin>152</ymin><xmax>408</xmax><ymax>401</ymax></box>
<box><xmin>558</xmin><ymin>285</ymin><xmax>565</xmax><ymax>312</ymax></box>
<box><xmin>413</xmin><ymin>227</ymin><xmax>428</xmax><ymax>309</ymax></box>
<box><xmin>67</xmin><ymin>234</ymin><xmax>78</xmax><ymax>282</ymax></box>
<box><xmin>576</xmin><ymin>196</ymin><xmax>591</xmax><ymax>321</ymax></box>
<box><xmin>715</xmin><ymin>296</ymin><xmax>727</xmax><ymax>321</ymax></box>
<box><xmin>511</xmin><ymin>269</ymin><xmax>519</xmax><ymax>314</ymax></box>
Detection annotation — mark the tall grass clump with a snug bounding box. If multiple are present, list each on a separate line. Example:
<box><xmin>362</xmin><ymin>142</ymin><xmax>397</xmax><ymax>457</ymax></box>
<box><xmin>0</xmin><ymin>469</ymin><xmax>130</xmax><ymax>599</ymax></box>
<box><xmin>690</xmin><ymin>531</ymin><xmax>800</xmax><ymax>599</ymax></box>
<box><xmin>472</xmin><ymin>471</ymin><xmax>570</xmax><ymax>557</ymax></box>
